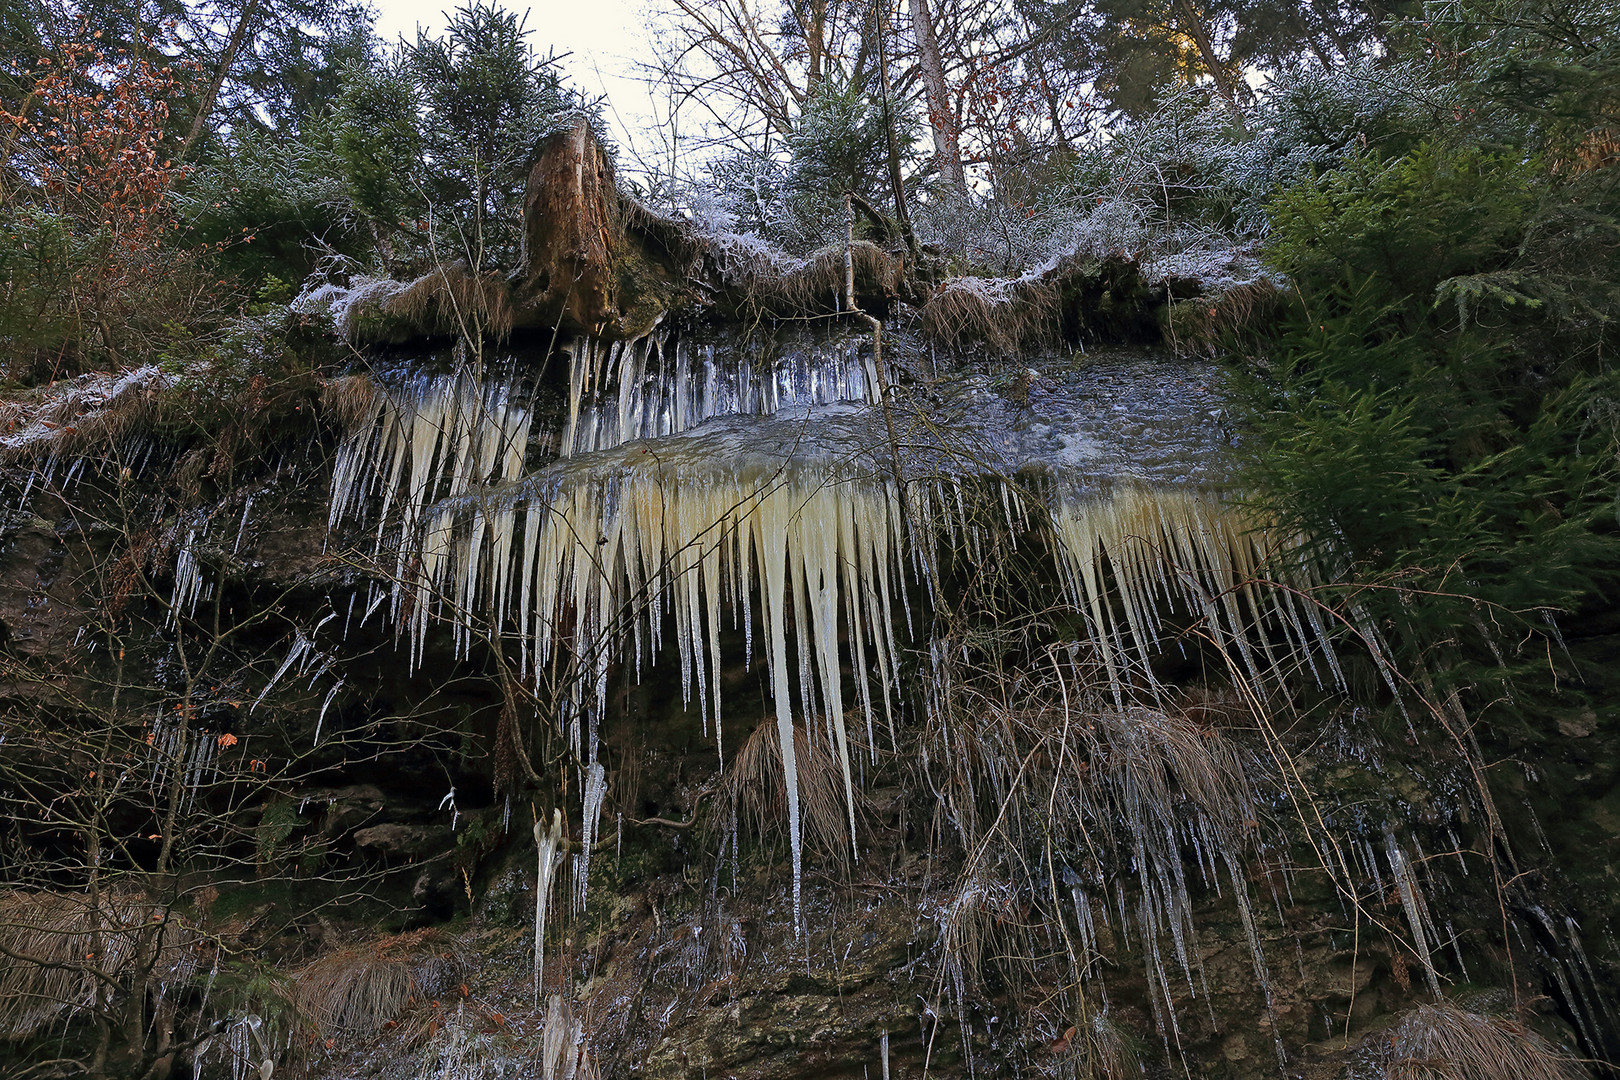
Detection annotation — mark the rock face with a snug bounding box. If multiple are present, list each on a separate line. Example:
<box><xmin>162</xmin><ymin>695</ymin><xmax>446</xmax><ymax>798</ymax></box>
<box><xmin>351</xmin><ymin>823</ymin><xmax>453</xmax><ymax>859</ymax></box>
<box><xmin>2</xmin><ymin>240</ymin><xmax>1617</xmax><ymax>1080</ymax></box>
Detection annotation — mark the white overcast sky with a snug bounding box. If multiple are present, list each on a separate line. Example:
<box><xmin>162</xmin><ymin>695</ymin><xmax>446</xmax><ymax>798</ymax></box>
<box><xmin>369</xmin><ymin>0</ymin><xmax>662</xmax><ymax>158</ymax></box>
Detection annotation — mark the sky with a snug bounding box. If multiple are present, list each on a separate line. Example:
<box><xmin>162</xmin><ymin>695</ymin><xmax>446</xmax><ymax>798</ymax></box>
<box><xmin>368</xmin><ymin>0</ymin><xmax>662</xmax><ymax>157</ymax></box>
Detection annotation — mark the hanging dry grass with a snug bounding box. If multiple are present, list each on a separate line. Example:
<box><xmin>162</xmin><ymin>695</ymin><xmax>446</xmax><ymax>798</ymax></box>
<box><xmin>734</xmin><ymin>241</ymin><xmax>906</xmax><ymax>318</ymax></box>
<box><xmin>1161</xmin><ymin>278</ymin><xmax>1287</xmax><ymax>357</ymax></box>
<box><xmin>294</xmin><ymin>928</ymin><xmax>471</xmax><ymax>1039</ymax></box>
<box><xmin>918</xmin><ymin>276</ymin><xmax>1060</xmax><ymax>354</ymax></box>
<box><xmin>378</xmin><ymin>265</ymin><xmax>516</xmax><ymax>341</ymax></box>
<box><xmin>720</xmin><ymin>718</ymin><xmax>856</xmax><ymax>865</ymax></box>
<box><xmin>919</xmin><ymin>649</ymin><xmax>1277</xmax><ymax>1049</ymax></box>
<box><xmin>622</xmin><ymin>199</ymin><xmax>705</xmax><ymax>274</ymax></box>
<box><xmin>319</xmin><ymin>373</ymin><xmax>380</xmax><ymax>433</ymax></box>
<box><xmin>1367</xmin><ymin>1002</ymin><xmax>1585</xmax><ymax>1080</ymax></box>
<box><xmin>0</xmin><ymin>367</ymin><xmax>172</xmax><ymax>461</ymax></box>
<box><xmin>0</xmin><ymin>890</ymin><xmax>199</xmax><ymax>1040</ymax></box>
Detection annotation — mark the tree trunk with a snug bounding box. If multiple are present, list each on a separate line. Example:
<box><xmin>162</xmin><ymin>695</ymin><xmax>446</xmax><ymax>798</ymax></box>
<box><xmin>872</xmin><ymin>0</ymin><xmax>919</xmax><ymax>257</ymax></box>
<box><xmin>907</xmin><ymin>0</ymin><xmax>966</xmax><ymax>192</ymax></box>
<box><xmin>520</xmin><ymin>119</ymin><xmax>620</xmax><ymax>336</ymax></box>
<box><xmin>1174</xmin><ymin>0</ymin><xmax>1246</xmax><ymax>124</ymax></box>
<box><xmin>178</xmin><ymin>0</ymin><xmax>261</xmax><ymax>162</ymax></box>
<box><xmin>805</xmin><ymin>0</ymin><xmax>829</xmax><ymax>89</ymax></box>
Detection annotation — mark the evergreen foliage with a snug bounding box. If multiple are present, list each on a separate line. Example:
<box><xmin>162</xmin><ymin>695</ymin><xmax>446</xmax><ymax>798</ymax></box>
<box><xmin>1238</xmin><ymin>141</ymin><xmax>1620</xmax><ymax>711</ymax></box>
<box><xmin>403</xmin><ymin>0</ymin><xmax>581</xmax><ymax>269</ymax></box>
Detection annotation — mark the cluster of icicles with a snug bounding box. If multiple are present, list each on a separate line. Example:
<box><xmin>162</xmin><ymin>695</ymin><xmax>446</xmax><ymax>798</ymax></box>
<box><xmin>559</xmin><ymin>331</ymin><xmax>878</xmax><ymax>457</ymax></box>
<box><xmin>325</xmin><ymin>336</ymin><xmax>1347</xmax><ymax>934</ymax></box>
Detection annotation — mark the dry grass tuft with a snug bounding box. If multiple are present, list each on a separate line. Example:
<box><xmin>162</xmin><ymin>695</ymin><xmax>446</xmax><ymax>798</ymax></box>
<box><xmin>734</xmin><ymin>241</ymin><xmax>906</xmax><ymax>318</ymax></box>
<box><xmin>1076</xmin><ymin>1011</ymin><xmax>1140</xmax><ymax>1080</ymax></box>
<box><xmin>1367</xmin><ymin>1002</ymin><xmax>1585</xmax><ymax>1080</ymax></box>
<box><xmin>1161</xmin><ymin>278</ymin><xmax>1288</xmax><ymax>356</ymax></box>
<box><xmin>622</xmin><ymin>199</ymin><xmax>705</xmax><ymax>272</ymax></box>
<box><xmin>918</xmin><ymin>276</ymin><xmax>1060</xmax><ymax>354</ymax></box>
<box><xmin>294</xmin><ymin>928</ymin><xmax>471</xmax><ymax>1039</ymax></box>
<box><xmin>376</xmin><ymin>265</ymin><xmax>516</xmax><ymax>341</ymax></box>
<box><xmin>319</xmin><ymin>373</ymin><xmax>381</xmax><ymax>432</ymax></box>
<box><xmin>720</xmin><ymin>719</ymin><xmax>855</xmax><ymax>864</ymax></box>
<box><xmin>0</xmin><ymin>890</ymin><xmax>199</xmax><ymax>1040</ymax></box>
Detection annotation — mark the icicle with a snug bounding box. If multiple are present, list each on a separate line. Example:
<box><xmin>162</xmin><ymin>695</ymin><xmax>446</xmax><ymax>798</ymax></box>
<box><xmin>533</xmin><ymin>809</ymin><xmax>563</xmax><ymax>1005</ymax></box>
<box><xmin>439</xmin><ymin>786</ymin><xmax>459</xmax><ymax>831</ymax></box>
<box><xmin>233</xmin><ymin>495</ymin><xmax>255</xmax><ymax>554</ymax></box>
<box><xmin>171</xmin><ymin>528</ymin><xmax>206</xmax><ymax>623</ymax></box>
<box><xmin>557</xmin><ymin>331</ymin><xmax>880</xmax><ymax>456</ymax></box>
<box><xmin>1385</xmin><ymin>831</ymin><xmax>1441</xmax><ymax>998</ymax></box>
<box><xmin>575</xmin><ymin>763</ymin><xmax>607</xmax><ymax>913</ymax></box>
<box><xmin>1050</xmin><ymin>486</ymin><xmax>1353</xmax><ymax>701</ymax></box>
<box><xmin>253</xmin><ymin>632</ymin><xmax>310</xmax><ymax>712</ymax></box>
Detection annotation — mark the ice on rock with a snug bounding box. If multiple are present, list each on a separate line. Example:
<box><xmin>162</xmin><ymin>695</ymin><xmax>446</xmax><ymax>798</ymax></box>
<box><xmin>323</xmin><ymin>347</ymin><xmax>1362</xmax><ymax>971</ymax></box>
<box><xmin>559</xmin><ymin>331</ymin><xmax>878</xmax><ymax>457</ymax></box>
<box><xmin>575</xmin><ymin>763</ymin><xmax>607</xmax><ymax>913</ymax></box>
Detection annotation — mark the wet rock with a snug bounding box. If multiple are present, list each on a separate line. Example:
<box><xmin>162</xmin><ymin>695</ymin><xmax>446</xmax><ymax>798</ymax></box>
<box><xmin>352</xmin><ymin>823</ymin><xmax>454</xmax><ymax>859</ymax></box>
<box><xmin>1558</xmin><ymin>710</ymin><xmax>1597</xmax><ymax>738</ymax></box>
<box><xmin>413</xmin><ymin>863</ymin><xmax>461</xmax><ymax>921</ymax></box>
<box><xmin>309</xmin><ymin>784</ymin><xmax>387</xmax><ymax>838</ymax></box>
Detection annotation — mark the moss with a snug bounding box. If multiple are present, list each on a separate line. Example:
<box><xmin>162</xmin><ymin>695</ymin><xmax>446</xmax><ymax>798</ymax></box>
<box><xmin>611</xmin><ymin>245</ymin><xmax>685</xmax><ymax>339</ymax></box>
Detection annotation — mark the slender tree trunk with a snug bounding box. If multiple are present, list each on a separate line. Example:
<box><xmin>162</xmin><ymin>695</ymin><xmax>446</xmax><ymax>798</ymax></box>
<box><xmin>178</xmin><ymin>0</ymin><xmax>261</xmax><ymax>162</ymax></box>
<box><xmin>1309</xmin><ymin>0</ymin><xmax>1358</xmax><ymax>63</ymax></box>
<box><xmin>0</xmin><ymin>89</ymin><xmax>39</xmax><ymax>202</ymax></box>
<box><xmin>805</xmin><ymin>0</ymin><xmax>829</xmax><ymax>89</ymax></box>
<box><xmin>872</xmin><ymin>0</ymin><xmax>919</xmax><ymax>258</ymax></box>
<box><xmin>907</xmin><ymin>0</ymin><xmax>966</xmax><ymax>192</ymax></box>
<box><xmin>1174</xmin><ymin>0</ymin><xmax>1246</xmax><ymax>124</ymax></box>
<box><xmin>1029</xmin><ymin>51</ymin><xmax>1070</xmax><ymax>150</ymax></box>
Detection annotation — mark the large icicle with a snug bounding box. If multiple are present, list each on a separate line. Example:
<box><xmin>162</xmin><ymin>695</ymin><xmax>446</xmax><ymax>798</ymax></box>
<box><xmin>532</xmin><ymin>809</ymin><xmax>563</xmax><ymax>1005</ymax></box>
<box><xmin>384</xmin><ymin>445</ymin><xmax>909</xmax><ymax>924</ymax></box>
